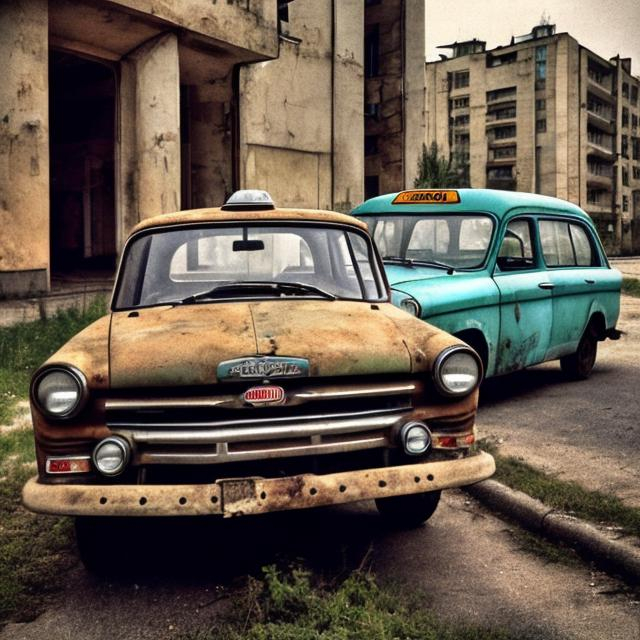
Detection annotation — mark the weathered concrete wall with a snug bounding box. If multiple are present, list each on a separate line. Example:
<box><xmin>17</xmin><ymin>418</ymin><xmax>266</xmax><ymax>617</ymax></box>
<box><xmin>109</xmin><ymin>0</ymin><xmax>279</xmax><ymax>59</ymax></box>
<box><xmin>0</xmin><ymin>0</ymin><xmax>49</xmax><ymax>296</ymax></box>
<box><xmin>120</xmin><ymin>33</ymin><xmax>181</xmax><ymax>239</ymax></box>
<box><xmin>239</xmin><ymin>0</ymin><xmax>333</xmax><ymax>209</ymax></box>
<box><xmin>332</xmin><ymin>0</ymin><xmax>364</xmax><ymax>212</ymax></box>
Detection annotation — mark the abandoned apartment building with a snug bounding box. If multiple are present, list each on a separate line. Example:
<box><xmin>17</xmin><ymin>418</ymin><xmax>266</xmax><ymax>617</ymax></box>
<box><xmin>426</xmin><ymin>24</ymin><xmax>640</xmax><ymax>255</ymax></box>
<box><xmin>0</xmin><ymin>0</ymin><xmax>425</xmax><ymax>299</ymax></box>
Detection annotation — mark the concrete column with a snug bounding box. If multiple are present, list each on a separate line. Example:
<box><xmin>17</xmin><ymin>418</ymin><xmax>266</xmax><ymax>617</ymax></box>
<box><xmin>119</xmin><ymin>33</ymin><xmax>180</xmax><ymax>242</ymax></box>
<box><xmin>402</xmin><ymin>0</ymin><xmax>426</xmax><ymax>188</ymax></box>
<box><xmin>0</xmin><ymin>0</ymin><xmax>49</xmax><ymax>296</ymax></box>
<box><xmin>332</xmin><ymin>0</ymin><xmax>364</xmax><ymax>212</ymax></box>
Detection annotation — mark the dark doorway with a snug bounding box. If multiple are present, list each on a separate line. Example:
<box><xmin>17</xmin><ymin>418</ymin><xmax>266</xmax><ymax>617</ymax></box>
<box><xmin>49</xmin><ymin>51</ymin><xmax>117</xmax><ymax>277</ymax></box>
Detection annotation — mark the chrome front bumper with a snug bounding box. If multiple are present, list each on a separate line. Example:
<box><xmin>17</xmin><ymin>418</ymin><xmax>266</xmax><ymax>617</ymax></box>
<box><xmin>23</xmin><ymin>451</ymin><xmax>495</xmax><ymax>518</ymax></box>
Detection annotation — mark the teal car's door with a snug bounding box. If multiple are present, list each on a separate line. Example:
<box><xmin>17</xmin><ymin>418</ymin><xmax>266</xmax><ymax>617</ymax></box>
<box><xmin>537</xmin><ymin>218</ymin><xmax>618</xmax><ymax>359</ymax></box>
<box><xmin>492</xmin><ymin>217</ymin><xmax>552</xmax><ymax>374</ymax></box>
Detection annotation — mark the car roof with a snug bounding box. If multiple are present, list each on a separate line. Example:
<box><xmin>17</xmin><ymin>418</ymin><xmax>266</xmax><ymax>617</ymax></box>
<box><xmin>351</xmin><ymin>188</ymin><xmax>592</xmax><ymax>222</ymax></box>
<box><xmin>130</xmin><ymin>207</ymin><xmax>369</xmax><ymax>235</ymax></box>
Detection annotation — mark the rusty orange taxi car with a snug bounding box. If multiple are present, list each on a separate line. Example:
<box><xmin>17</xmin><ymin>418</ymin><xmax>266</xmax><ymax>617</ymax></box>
<box><xmin>23</xmin><ymin>190</ymin><xmax>494</xmax><ymax>567</ymax></box>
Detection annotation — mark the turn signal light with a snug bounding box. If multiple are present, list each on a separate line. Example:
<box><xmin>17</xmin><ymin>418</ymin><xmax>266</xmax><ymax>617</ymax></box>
<box><xmin>46</xmin><ymin>456</ymin><xmax>91</xmax><ymax>474</ymax></box>
<box><xmin>433</xmin><ymin>434</ymin><xmax>475</xmax><ymax>449</ymax></box>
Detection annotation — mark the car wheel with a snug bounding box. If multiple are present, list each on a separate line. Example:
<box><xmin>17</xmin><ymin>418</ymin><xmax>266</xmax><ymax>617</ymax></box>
<box><xmin>375</xmin><ymin>490</ymin><xmax>441</xmax><ymax>528</ymax></box>
<box><xmin>75</xmin><ymin>517</ymin><xmax>125</xmax><ymax>574</ymax></box>
<box><xmin>560</xmin><ymin>324</ymin><xmax>598</xmax><ymax>380</ymax></box>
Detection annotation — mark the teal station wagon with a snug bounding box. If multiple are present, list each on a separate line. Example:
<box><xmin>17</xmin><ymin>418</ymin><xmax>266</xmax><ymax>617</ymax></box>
<box><xmin>352</xmin><ymin>189</ymin><xmax>622</xmax><ymax>379</ymax></box>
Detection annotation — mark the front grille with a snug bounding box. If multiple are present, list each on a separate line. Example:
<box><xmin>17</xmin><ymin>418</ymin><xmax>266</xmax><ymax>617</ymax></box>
<box><xmin>105</xmin><ymin>380</ymin><xmax>416</xmax><ymax>465</ymax></box>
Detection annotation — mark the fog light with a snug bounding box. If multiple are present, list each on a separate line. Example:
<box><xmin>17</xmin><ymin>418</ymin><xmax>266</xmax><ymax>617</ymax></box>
<box><xmin>400</xmin><ymin>421</ymin><xmax>432</xmax><ymax>456</ymax></box>
<box><xmin>93</xmin><ymin>437</ymin><xmax>130</xmax><ymax>476</ymax></box>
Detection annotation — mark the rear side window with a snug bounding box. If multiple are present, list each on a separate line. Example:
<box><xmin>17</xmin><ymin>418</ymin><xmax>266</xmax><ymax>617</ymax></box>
<box><xmin>539</xmin><ymin>220</ymin><xmax>597</xmax><ymax>267</ymax></box>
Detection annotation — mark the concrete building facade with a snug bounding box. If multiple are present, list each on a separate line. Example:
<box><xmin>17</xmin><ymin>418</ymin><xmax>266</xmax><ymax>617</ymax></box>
<box><xmin>0</xmin><ymin>0</ymin><xmax>425</xmax><ymax>299</ymax></box>
<box><xmin>426</xmin><ymin>25</ymin><xmax>640</xmax><ymax>255</ymax></box>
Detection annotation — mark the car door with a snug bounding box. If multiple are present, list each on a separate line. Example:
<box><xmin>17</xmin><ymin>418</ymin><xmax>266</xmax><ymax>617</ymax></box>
<box><xmin>492</xmin><ymin>217</ymin><xmax>553</xmax><ymax>374</ymax></box>
<box><xmin>537</xmin><ymin>218</ymin><xmax>609</xmax><ymax>359</ymax></box>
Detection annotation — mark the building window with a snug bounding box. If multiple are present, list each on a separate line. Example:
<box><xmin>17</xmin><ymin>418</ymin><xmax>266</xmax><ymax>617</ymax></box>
<box><xmin>487</xmin><ymin>51</ymin><xmax>517</xmax><ymax>67</ymax></box>
<box><xmin>364</xmin><ymin>135</ymin><xmax>378</xmax><ymax>156</ymax></box>
<box><xmin>622</xmin><ymin>135</ymin><xmax>629</xmax><ymax>158</ymax></box>
<box><xmin>365</xmin><ymin>175</ymin><xmax>379</xmax><ymax>200</ymax></box>
<box><xmin>487</xmin><ymin>104</ymin><xmax>516</xmax><ymax>121</ymax></box>
<box><xmin>453</xmin><ymin>70</ymin><xmax>470</xmax><ymax>89</ymax></box>
<box><xmin>450</xmin><ymin>96</ymin><xmax>470</xmax><ymax>109</ymax></box>
<box><xmin>633</xmin><ymin>137</ymin><xmax>640</xmax><ymax>160</ymax></box>
<box><xmin>633</xmin><ymin>166</ymin><xmax>640</xmax><ymax>180</ymax></box>
<box><xmin>364</xmin><ymin>102</ymin><xmax>380</xmax><ymax>119</ymax></box>
<box><xmin>536</xmin><ymin>119</ymin><xmax>547</xmax><ymax>133</ymax></box>
<box><xmin>364</xmin><ymin>25</ymin><xmax>380</xmax><ymax>78</ymax></box>
<box><xmin>633</xmin><ymin>114</ymin><xmax>638</xmax><ymax>129</ymax></box>
<box><xmin>492</xmin><ymin>145</ymin><xmax>516</xmax><ymax>159</ymax></box>
<box><xmin>622</xmin><ymin>82</ymin><xmax>630</xmax><ymax>99</ymax></box>
<box><xmin>623</xmin><ymin>195</ymin><xmax>629</xmax><ymax>212</ymax></box>
<box><xmin>632</xmin><ymin>85</ymin><xmax>639</xmax><ymax>105</ymax></box>
<box><xmin>486</xmin><ymin>86</ymin><xmax>516</xmax><ymax>102</ymax></box>
<box><xmin>536</xmin><ymin>99</ymin><xmax>546</xmax><ymax>111</ymax></box>
<box><xmin>487</xmin><ymin>166</ymin><xmax>515</xmax><ymax>182</ymax></box>
<box><xmin>452</xmin><ymin>114</ymin><xmax>470</xmax><ymax>126</ymax></box>
<box><xmin>622</xmin><ymin>107</ymin><xmax>629</xmax><ymax>128</ymax></box>
<box><xmin>493</xmin><ymin>124</ymin><xmax>516</xmax><ymax>140</ymax></box>
<box><xmin>622</xmin><ymin>167</ymin><xmax>629</xmax><ymax>186</ymax></box>
<box><xmin>535</xmin><ymin>46</ymin><xmax>547</xmax><ymax>80</ymax></box>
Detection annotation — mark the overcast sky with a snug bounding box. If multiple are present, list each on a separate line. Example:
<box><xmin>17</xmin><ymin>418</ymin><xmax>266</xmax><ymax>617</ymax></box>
<box><xmin>425</xmin><ymin>0</ymin><xmax>640</xmax><ymax>73</ymax></box>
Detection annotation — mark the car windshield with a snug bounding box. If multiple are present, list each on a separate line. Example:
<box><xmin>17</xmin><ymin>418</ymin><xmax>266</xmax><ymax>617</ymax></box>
<box><xmin>361</xmin><ymin>214</ymin><xmax>494</xmax><ymax>270</ymax></box>
<box><xmin>113</xmin><ymin>223</ymin><xmax>386</xmax><ymax>309</ymax></box>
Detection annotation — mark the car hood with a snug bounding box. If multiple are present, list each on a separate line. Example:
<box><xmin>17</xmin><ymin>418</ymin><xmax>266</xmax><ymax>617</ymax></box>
<box><xmin>107</xmin><ymin>300</ymin><xmax>418</xmax><ymax>388</ymax></box>
<box><xmin>383</xmin><ymin>264</ymin><xmax>452</xmax><ymax>287</ymax></box>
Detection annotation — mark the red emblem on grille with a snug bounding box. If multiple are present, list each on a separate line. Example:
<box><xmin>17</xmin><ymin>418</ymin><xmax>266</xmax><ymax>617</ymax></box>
<box><xmin>243</xmin><ymin>385</ymin><xmax>285</xmax><ymax>406</ymax></box>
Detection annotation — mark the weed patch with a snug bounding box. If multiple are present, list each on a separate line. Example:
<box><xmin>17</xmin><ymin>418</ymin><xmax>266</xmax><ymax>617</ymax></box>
<box><xmin>0</xmin><ymin>299</ymin><xmax>107</xmax><ymax>424</ymax></box>
<box><xmin>181</xmin><ymin>566</ymin><xmax>530</xmax><ymax>640</ymax></box>
<box><xmin>621</xmin><ymin>277</ymin><xmax>640</xmax><ymax>298</ymax></box>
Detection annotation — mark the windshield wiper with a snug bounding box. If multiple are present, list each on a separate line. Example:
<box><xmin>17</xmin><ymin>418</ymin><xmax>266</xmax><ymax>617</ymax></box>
<box><xmin>382</xmin><ymin>256</ymin><xmax>455</xmax><ymax>274</ymax></box>
<box><xmin>180</xmin><ymin>281</ymin><xmax>336</xmax><ymax>304</ymax></box>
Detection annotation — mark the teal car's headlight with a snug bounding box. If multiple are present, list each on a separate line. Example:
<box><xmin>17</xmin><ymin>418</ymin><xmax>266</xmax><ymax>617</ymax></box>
<box><xmin>400</xmin><ymin>296</ymin><xmax>421</xmax><ymax>317</ymax></box>
<box><xmin>32</xmin><ymin>366</ymin><xmax>88</xmax><ymax>419</ymax></box>
<box><xmin>433</xmin><ymin>346</ymin><xmax>482</xmax><ymax>396</ymax></box>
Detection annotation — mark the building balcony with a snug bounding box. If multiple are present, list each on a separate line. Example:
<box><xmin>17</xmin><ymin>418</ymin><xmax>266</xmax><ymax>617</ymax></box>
<box><xmin>585</xmin><ymin>202</ymin><xmax>613</xmax><ymax>215</ymax></box>
<box><xmin>586</xmin><ymin>173</ymin><xmax>613</xmax><ymax>188</ymax></box>
<box><xmin>486</xmin><ymin>178</ymin><xmax>517</xmax><ymax>190</ymax></box>
<box><xmin>586</xmin><ymin>111</ymin><xmax>615</xmax><ymax>134</ymax></box>
<box><xmin>586</xmin><ymin>78</ymin><xmax>615</xmax><ymax>101</ymax></box>
<box><xmin>586</xmin><ymin>141</ymin><xmax>614</xmax><ymax>159</ymax></box>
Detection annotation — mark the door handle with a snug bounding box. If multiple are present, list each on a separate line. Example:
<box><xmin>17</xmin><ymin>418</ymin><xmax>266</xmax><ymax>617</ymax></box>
<box><xmin>585</xmin><ymin>279</ymin><xmax>595</xmax><ymax>284</ymax></box>
<box><xmin>538</xmin><ymin>282</ymin><xmax>555</xmax><ymax>290</ymax></box>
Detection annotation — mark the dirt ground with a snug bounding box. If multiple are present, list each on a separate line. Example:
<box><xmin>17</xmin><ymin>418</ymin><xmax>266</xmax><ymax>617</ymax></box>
<box><xmin>1</xmin><ymin>492</ymin><xmax>639</xmax><ymax>640</ymax></box>
<box><xmin>477</xmin><ymin>293</ymin><xmax>640</xmax><ymax>507</ymax></box>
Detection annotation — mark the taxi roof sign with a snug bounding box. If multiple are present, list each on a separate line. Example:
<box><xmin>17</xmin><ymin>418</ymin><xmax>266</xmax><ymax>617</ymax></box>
<box><xmin>392</xmin><ymin>190</ymin><xmax>460</xmax><ymax>205</ymax></box>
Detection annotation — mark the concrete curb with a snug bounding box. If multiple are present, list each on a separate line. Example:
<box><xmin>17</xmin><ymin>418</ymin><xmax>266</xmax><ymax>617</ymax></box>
<box><xmin>466</xmin><ymin>479</ymin><xmax>640</xmax><ymax>584</ymax></box>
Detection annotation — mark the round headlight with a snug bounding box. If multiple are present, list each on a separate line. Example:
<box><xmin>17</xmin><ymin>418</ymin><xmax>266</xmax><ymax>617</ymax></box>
<box><xmin>400</xmin><ymin>297</ymin><xmax>421</xmax><ymax>317</ymax></box>
<box><xmin>93</xmin><ymin>437</ymin><xmax>130</xmax><ymax>477</ymax></box>
<box><xmin>33</xmin><ymin>367</ymin><xmax>87</xmax><ymax>419</ymax></box>
<box><xmin>400</xmin><ymin>421</ymin><xmax>432</xmax><ymax>455</ymax></box>
<box><xmin>433</xmin><ymin>347</ymin><xmax>481</xmax><ymax>396</ymax></box>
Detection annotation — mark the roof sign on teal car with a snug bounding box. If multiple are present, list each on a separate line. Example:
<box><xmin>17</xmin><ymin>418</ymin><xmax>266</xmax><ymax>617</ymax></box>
<box><xmin>392</xmin><ymin>190</ymin><xmax>461</xmax><ymax>205</ymax></box>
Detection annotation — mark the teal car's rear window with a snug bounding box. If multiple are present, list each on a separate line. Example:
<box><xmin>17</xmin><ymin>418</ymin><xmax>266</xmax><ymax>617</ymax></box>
<box><xmin>362</xmin><ymin>214</ymin><xmax>494</xmax><ymax>270</ymax></box>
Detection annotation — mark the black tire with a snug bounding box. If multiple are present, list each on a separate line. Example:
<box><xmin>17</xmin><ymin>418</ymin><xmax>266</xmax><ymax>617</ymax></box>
<box><xmin>75</xmin><ymin>517</ymin><xmax>126</xmax><ymax>574</ymax></box>
<box><xmin>560</xmin><ymin>324</ymin><xmax>598</xmax><ymax>380</ymax></box>
<box><xmin>375</xmin><ymin>490</ymin><xmax>441</xmax><ymax>528</ymax></box>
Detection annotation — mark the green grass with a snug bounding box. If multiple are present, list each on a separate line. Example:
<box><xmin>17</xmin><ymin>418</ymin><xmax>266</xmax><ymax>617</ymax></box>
<box><xmin>0</xmin><ymin>298</ymin><xmax>107</xmax><ymax>424</ymax></box>
<box><xmin>181</xmin><ymin>566</ymin><xmax>528</xmax><ymax>640</ymax></box>
<box><xmin>480</xmin><ymin>442</ymin><xmax>640</xmax><ymax>539</ymax></box>
<box><xmin>621</xmin><ymin>277</ymin><xmax>640</xmax><ymax>298</ymax></box>
<box><xmin>0</xmin><ymin>428</ymin><xmax>75</xmax><ymax>625</ymax></box>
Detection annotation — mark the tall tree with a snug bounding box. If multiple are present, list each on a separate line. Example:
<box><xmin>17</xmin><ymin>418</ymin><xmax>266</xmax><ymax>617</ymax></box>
<box><xmin>414</xmin><ymin>142</ymin><xmax>468</xmax><ymax>188</ymax></box>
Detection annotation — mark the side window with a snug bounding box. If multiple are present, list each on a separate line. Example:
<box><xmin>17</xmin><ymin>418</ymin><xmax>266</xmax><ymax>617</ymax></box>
<box><xmin>570</xmin><ymin>224</ymin><xmax>596</xmax><ymax>266</ymax></box>
<box><xmin>539</xmin><ymin>220</ymin><xmax>597</xmax><ymax>267</ymax></box>
<box><xmin>497</xmin><ymin>219</ymin><xmax>534</xmax><ymax>270</ymax></box>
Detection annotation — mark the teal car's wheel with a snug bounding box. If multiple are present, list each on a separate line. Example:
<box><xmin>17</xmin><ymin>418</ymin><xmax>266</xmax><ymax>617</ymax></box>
<box><xmin>375</xmin><ymin>490</ymin><xmax>441</xmax><ymax>528</ymax></box>
<box><xmin>560</xmin><ymin>324</ymin><xmax>598</xmax><ymax>380</ymax></box>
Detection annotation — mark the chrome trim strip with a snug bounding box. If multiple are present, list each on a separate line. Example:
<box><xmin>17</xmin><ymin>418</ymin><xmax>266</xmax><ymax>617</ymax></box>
<box><xmin>137</xmin><ymin>436</ymin><xmax>389</xmax><ymax>465</ymax></box>
<box><xmin>116</xmin><ymin>412</ymin><xmax>407</xmax><ymax>445</ymax></box>
<box><xmin>104</xmin><ymin>382</ymin><xmax>417</xmax><ymax>412</ymax></box>
<box><xmin>107</xmin><ymin>407</ymin><xmax>408</xmax><ymax>431</ymax></box>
